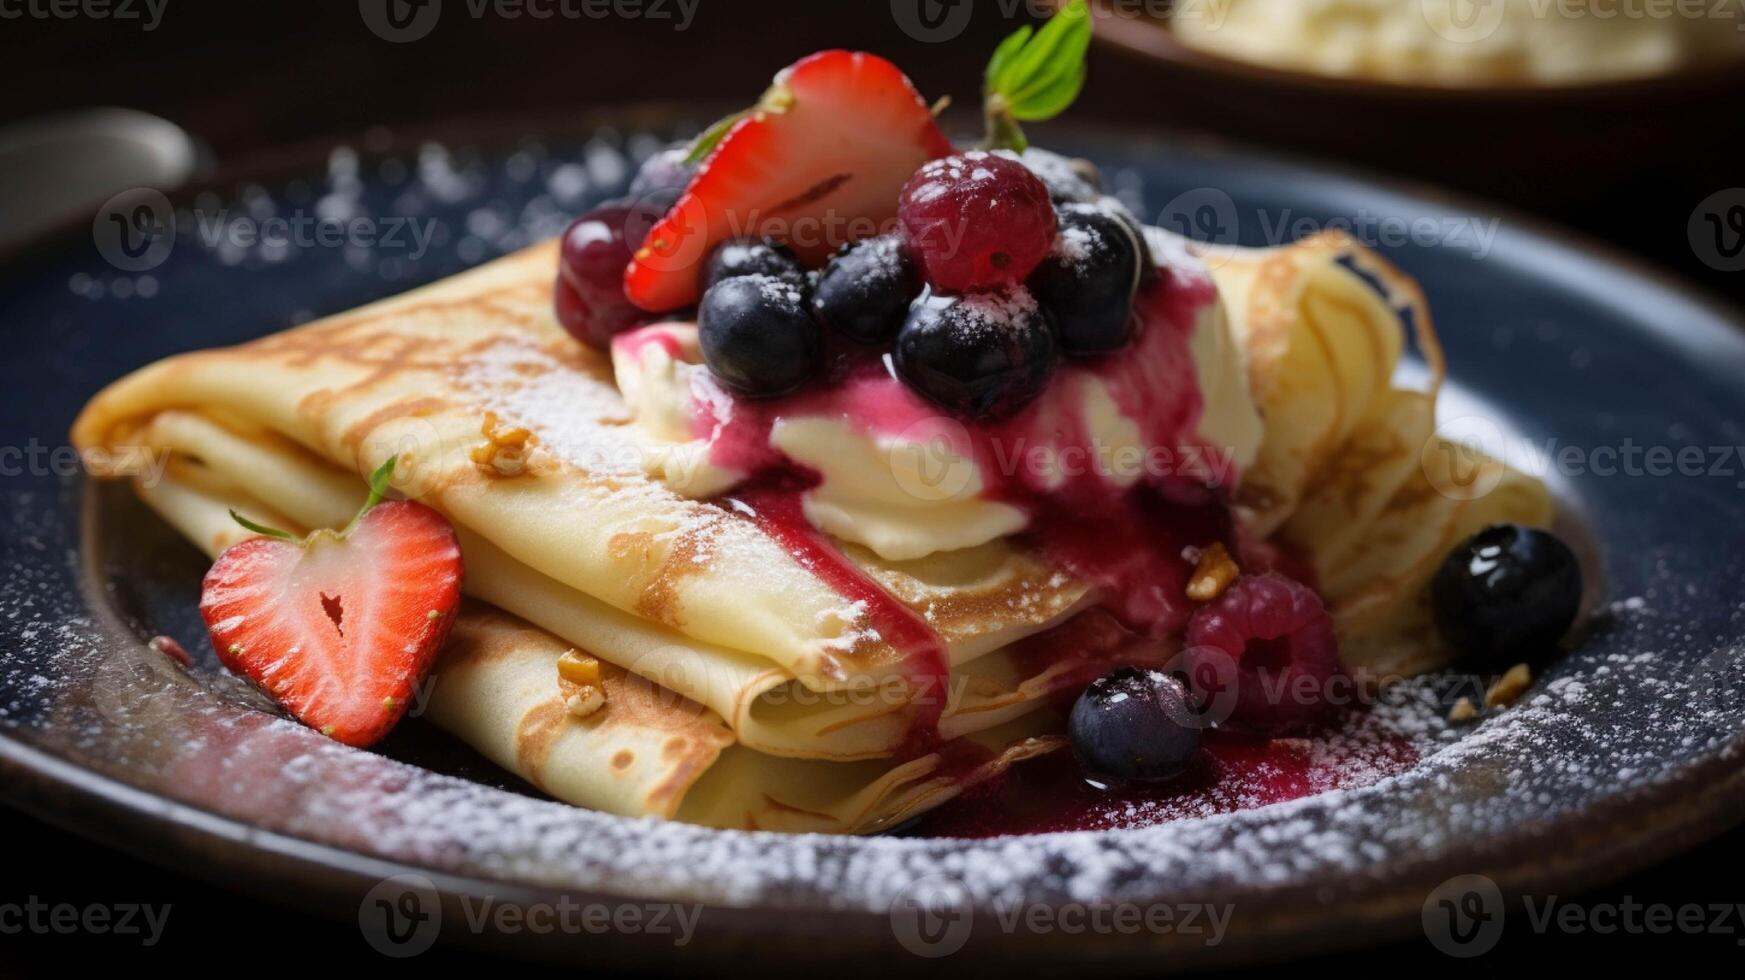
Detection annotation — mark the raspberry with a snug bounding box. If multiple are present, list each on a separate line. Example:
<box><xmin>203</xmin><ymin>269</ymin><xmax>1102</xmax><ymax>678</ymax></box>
<box><xmin>1185</xmin><ymin>573</ymin><xmax>1343</xmax><ymax>735</ymax></box>
<box><xmin>898</xmin><ymin>151</ymin><xmax>1056</xmax><ymax>292</ymax></box>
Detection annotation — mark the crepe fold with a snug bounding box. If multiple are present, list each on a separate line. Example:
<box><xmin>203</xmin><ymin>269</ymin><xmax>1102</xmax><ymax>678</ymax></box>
<box><xmin>126</xmin><ymin>445</ymin><xmax>1065</xmax><ymax>830</ymax></box>
<box><xmin>73</xmin><ymin>229</ymin><xmax>1550</xmax><ymax>828</ymax></box>
<box><xmin>70</xmin><ymin>241</ymin><xmax>1148</xmax><ymax>828</ymax></box>
<box><xmin>1204</xmin><ymin>232</ymin><xmax>1553</xmax><ymax>677</ymax></box>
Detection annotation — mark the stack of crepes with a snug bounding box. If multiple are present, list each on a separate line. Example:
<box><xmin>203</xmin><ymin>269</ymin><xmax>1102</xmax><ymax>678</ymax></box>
<box><xmin>71</xmin><ymin>227</ymin><xmax>1549</xmax><ymax>832</ymax></box>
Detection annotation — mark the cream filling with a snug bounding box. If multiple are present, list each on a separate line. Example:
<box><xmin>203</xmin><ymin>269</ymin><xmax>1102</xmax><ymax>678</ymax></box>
<box><xmin>1190</xmin><ymin>292</ymin><xmax>1266</xmax><ymax>481</ymax></box>
<box><xmin>611</xmin><ymin>242</ymin><xmax>1263</xmax><ymax>562</ymax></box>
<box><xmin>612</xmin><ymin>331</ymin><xmax>742</xmax><ymax>499</ymax></box>
<box><xmin>770</xmin><ymin>416</ymin><xmax>1030</xmax><ymax>560</ymax></box>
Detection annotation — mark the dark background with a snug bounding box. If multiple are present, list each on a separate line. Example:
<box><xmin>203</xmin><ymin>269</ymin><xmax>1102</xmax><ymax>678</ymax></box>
<box><xmin>4</xmin><ymin>1</ymin><xmax>1740</xmax><ymax>299</ymax></box>
<box><xmin>2</xmin><ymin>0</ymin><xmax>1742</xmax><ymax>971</ymax></box>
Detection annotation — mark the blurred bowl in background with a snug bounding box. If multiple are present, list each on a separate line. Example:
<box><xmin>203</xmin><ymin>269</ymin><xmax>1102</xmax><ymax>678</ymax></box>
<box><xmin>1079</xmin><ymin>0</ymin><xmax>1745</xmax><ymax>206</ymax></box>
<box><xmin>0</xmin><ymin>108</ymin><xmax>200</xmax><ymax>256</ymax></box>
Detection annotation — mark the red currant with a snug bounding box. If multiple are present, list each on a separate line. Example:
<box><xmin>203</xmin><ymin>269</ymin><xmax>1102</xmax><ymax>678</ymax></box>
<box><xmin>555</xmin><ymin>198</ymin><xmax>660</xmax><ymax>350</ymax></box>
<box><xmin>897</xmin><ymin>152</ymin><xmax>1056</xmax><ymax>292</ymax></box>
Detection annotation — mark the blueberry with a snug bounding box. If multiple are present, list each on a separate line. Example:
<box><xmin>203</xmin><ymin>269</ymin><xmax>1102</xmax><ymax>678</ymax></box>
<box><xmin>1028</xmin><ymin>203</ymin><xmax>1144</xmax><ymax>355</ymax></box>
<box><xmin>702</xmin><ymin>239</ymin><xmax>805</xmax><ymax>292</ymax></box>
<box><xmin>811</xmin><ymin>235</ymin><xmax>922</xmax><ymax>344</ymax></box>
<box><xmin>1432</xmin><ymin>524</ymin><xmax>1582</xmax><ymax>671</ymax></box>
<box><xmin>1101</xmin><ymin>197</ymin><xmax>1158</xmax><ymax>283</ymax></box>
<box><xmin>894</xmin><ymin>286</ymin><xmax>1056</xmax><ymax>420</ymax></box>
<box><xmin>628</xmin><ymin>144</ymin><xmax>695</xmax><ymax>198</ymax></box>
<box><xmin>1069</xmin><ymin>666</ymin><xmax>1201</xmax><ymax>782</ymax></box>
<box><xmin>698</xmin><ymin>275</ymin><xmax>820</xmax><ymax>398</ymax></box>
<box><xmin>1009</xmin><ymin>147</ymin><xmax>1103</xmax><ymax>205</ymax></box>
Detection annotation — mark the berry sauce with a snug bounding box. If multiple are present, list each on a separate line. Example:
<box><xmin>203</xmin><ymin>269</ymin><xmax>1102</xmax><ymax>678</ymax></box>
<box><xmin>661</xmin><ymin>264</ymin><xmax>1213</xmax><ymax>509</ymax></box>
<box><xmin>1003</xmin><ymin>606</ymin><xmax>1176</xmax><ymax>698</ymax></box>
<box><xmin>915</xmin><ymin>713</ymin><xmax>1419</xmax><ymax>838</ymax></box>
<box><xmin>722</xmin><ymin>479</ymin><xmax>951</xmax><ymax>753</ymax></box>
<box><xmin>609</xmin><ymin>263</ymin><xmax>1231</xmax><ymax>750</ymax></box>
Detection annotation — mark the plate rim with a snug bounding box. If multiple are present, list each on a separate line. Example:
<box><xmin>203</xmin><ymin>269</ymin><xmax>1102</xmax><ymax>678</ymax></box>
<box><xmin>5</xmin><ymin>106</ymin><xmax>1745</xmax><ymax>968</ymax></box>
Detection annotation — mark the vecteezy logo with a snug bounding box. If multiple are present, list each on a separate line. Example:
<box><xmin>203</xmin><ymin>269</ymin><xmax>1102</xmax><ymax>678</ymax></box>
<box><xmin>93</xmin><ymin>188</ymin><xmax>175</xmax><ymax>272</ymax></box>
<box><xmin>1422</xmin><ymin>873</ymin><xmax>1504</xmax><ymax>957</ymax></box>
<box><xmin>890</xmin><ymin>0</ymin><xmax>973</xmax><ymax>43</ymax></box>
<box><xmin>359</xmin><ymin>0</ymin><xmax>442</xmax><ymax>43</ymax></box>
<box><xmin>888</xmin><ymin>416</ymin><xmax>977</xmax><ymax>503</ymax></box>
<box><xmin>1177</xmin><ymin>646</ymin><xmax>1240</xmax><ymax>729</ymax></box>
<box><xmin>358</xmin><ymin>416</ymin><xmax>449</xmax><ymax>498</ymax></box>
<box><xmin>1155</xmin><ymin>188</ymin><xmax>1239</xmax><ymax>265</ymax></box>
<box><xmin>889</xmin><ymin>874</ymin><xmax>973</xmax><ymax>958</ymax></box>
<box><xmin>1690</xmin><ymin>188</ymin><xmax>1745</xmax><ymax>273</ymax></box>
<box><xmin>358</xmin><ymin>874</ymin><xmax>442</xmax><ymax>957</ymax></box>
<box><xmin>1423</xmin><ymin>0</ymin><xmax>1506</xmax><ymax>45</ymax></box>
<box><xmin>90</xmin><ymin>638</ymin><xmax>187</xmax><ymax>730</ymax></box>
<box><xmin>1689</xmin><ymin>643</ymin><xmax>1745</xmax><ymax>720</ymax></box>
<box><xmin>1423</xmin><ymin>414</ymin><xmax>1508</xmax><ymax>502</ymax></box>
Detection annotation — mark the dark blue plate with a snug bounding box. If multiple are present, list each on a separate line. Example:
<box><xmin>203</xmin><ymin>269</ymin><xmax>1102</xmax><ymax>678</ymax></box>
<box><xmin>3</xmin><ymin>112</ymin><xmax>1744</xmax><ymax>970</ymax></box>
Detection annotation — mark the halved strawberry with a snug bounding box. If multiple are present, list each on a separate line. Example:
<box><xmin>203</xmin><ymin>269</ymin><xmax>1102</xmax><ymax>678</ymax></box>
<box><xmin>198</xmin><ymin>459</ymin><xmax>463</xmax><ymax>747</ymax></box>
<box><xmin>625</xmin><ymin>50</ymin><xmax>954</xmax><ymax>313</ymax></box>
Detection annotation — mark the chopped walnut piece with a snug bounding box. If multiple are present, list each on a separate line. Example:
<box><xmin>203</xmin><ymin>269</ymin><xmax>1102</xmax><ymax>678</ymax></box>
<box><xmin>556</xmin><ymin>649</ymin><xmax>606</xmax><ymax>718</ymax></box>
<box><xmin>564</xmin><ymin>686</ymin><xmax>605</xmax><ymax>719</ymax></box>
<box><xmin>1447</xmin><ymin>697</ymin><xmax>1480</xmax><ymax>723</ymax></box>
<box><xmin>557</xmin><ymin>649</ymin><xmax>602</xmax><ymax>687</ymax></box>
<box><xmin>1185</xmin><ymin>542</ymin><xmax>1240</xmax><ymax>602</ymax></box>
<box><xmin>1484</xmin><ymin>663</ymin><xmax>1533</xmax><ymax>708</ymax></box>
<box><xmin>470</xmin><ymin>411</ymin><xmax>535</xmax><ymax>478</ymax></box>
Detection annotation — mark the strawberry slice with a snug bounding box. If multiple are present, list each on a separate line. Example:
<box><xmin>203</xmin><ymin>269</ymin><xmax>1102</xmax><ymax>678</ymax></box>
<box><xmin>625</xmin><ymin>50</ymin><xmax>954</xmax><ymax>313</ymax></box>
<box><xmin>198</xmin><ymin>458</ymin><xmax>463</xmax><ymax>747</ymax></box>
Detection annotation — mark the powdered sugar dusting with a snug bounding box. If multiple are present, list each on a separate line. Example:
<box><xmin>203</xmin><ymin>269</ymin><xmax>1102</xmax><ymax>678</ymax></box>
<box><xmin>10</xmin><ymin>125</ymin><xmax>1745</xmax><ymax>940</ymax></box>
<box><xmin>452</xmin><ymin>335</ymin><xmax>874</xmax><ymax>636</ymax></box>
<box><xmin>1053</xmin><ymin>224</ymin><xmax>1098</xmax><ymax>265</ymax></box>
<box><xmin>753</xmin><ymin>273</ymin><xmax>804</xmax><ymax>308</ymax></box>
<box><xmin>935</xmin><ymin>286</ymin><xmax>1041</xmax><ymax>343</ymax></box>
<box><xmin>12</xmin><ymin>539</ymin><xmax>1745</xmax><ymax>914</ymax></box>
<box><xmin>1145</xmin><ymin>225</ymin><xmax>1216</xmax><ymax>288</ymax></box>
<box><xmin>456</xmin><ymin>336</ymin><xmax>644</xmax><ymax>480</ymax></box>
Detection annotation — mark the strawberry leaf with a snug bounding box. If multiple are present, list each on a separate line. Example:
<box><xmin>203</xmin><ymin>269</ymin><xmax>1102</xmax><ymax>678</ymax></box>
<box><xmin>683</xmin><ymin>74</ymin><xmax>801</xmax><ymax>166</ymax></box>
<box><xmin>363</xmin><ymin>455</ymin><xmax>398</xmax><ymax>511</ymax></box>
<box><xmin>336</xmin><ymin>455</ymin><xmax>402</xmax><ymax>536</ymax></box>
<box><xmin>229</xmin><ymin>509</ymin><xmax>297</xmax><ymax>542</ymax></box>
<box><xmin>683</xmin><ymin>109</ymin><xmax>750</xmax><ymax>165</ymax></box>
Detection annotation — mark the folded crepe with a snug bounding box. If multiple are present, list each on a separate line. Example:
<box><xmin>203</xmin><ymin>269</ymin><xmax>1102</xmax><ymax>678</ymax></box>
<box><xmin>73</xmin><ymin>228</ymin><xmax>1549</xmax><ymax>830</ymax></box>
<box><xmin>1204</xmin><ymin>232</ymin><xmax>1553</xmax><ymax>676</ymax></box>
<box><xmin>128</xmin><ymin>448</ymin><xmax>1066</xmax><ymax>830</ymax></box>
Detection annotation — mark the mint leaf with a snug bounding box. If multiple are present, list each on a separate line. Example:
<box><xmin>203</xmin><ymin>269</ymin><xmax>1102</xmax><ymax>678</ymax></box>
<box><xmin>985</xmin><ymin>26</ymin><xmax>1032</xmax><ymax>95</ymax></box>
<box><xmin>983</xmin><ymin>0</ymin><xmax>1092</xmax><ymax>151</ymax></box>
<box><xmin>1013</xmin><ymin>62</ymin><xmax>1085</xmax><ymax>121</ymax></box>
<box><xmin>1002</xmin><ymin>3</ymin><xmax>1089</xmax><ymax>114</ymax></box>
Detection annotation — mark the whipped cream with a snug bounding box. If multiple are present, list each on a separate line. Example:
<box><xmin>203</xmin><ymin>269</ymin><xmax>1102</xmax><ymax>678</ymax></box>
<box><xmin>611</xmin><ymin>233</ymin><xmax>1262</xmax><ymax>562</ymax></box>
<box><xmin>1173</xmin><ymin>0</ymin><xmax>1745</xmax><ymax>85</ymax></box>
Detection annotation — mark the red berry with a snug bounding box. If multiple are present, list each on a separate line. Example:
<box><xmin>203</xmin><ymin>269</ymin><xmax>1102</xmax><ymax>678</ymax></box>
<box><xmin>1185</xmin><ymin>573</ymin><xmax>1343</xmax><ymax>735</ymax></box>
<box><xmin>898</xmin><ymin>151</ymin><xmax>1057</xmax><ymax>292</ymax></box>
<box><xmin>200</xmin><ymin>500</ymin><xmax>463</xmax><ymax>747</ymax></box>
<box><xmin>556</xmin><ymin>199</ymin><xmax>659</xmax><ymax>350</ymax></box>
<box><xmin>624</xmin><ymin>50</ymin><xmax>953</xmax><ymax>313</ymax></box>
<box><xmin>148</xmin><ymin>635</ymin><xmax>193</xmax><ymax>668</ymax></box>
